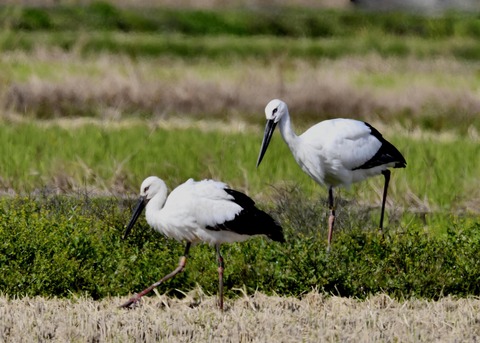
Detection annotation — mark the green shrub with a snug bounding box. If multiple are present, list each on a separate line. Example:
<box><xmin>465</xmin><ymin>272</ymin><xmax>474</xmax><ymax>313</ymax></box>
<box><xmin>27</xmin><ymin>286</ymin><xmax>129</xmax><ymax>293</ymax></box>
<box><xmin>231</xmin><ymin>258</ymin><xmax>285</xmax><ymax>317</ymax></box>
<box><xmin>0</xmin><ymin>192</ymin><xmax>479</xmax><ymax>300</ymax></box>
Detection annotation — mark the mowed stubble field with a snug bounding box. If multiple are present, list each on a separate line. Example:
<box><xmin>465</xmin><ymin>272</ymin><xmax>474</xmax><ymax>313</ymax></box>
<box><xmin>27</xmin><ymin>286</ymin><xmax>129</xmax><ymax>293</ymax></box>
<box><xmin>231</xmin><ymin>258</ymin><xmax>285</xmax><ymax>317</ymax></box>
<box><xmin>1</xmin><ymin>2</ymin><xmax>480</xmax><ymax>342</ymax></box>
<box><xmin>2</xmin><ymin>292</ymin><xmax>480</xmax><ymax>342</ymax></box>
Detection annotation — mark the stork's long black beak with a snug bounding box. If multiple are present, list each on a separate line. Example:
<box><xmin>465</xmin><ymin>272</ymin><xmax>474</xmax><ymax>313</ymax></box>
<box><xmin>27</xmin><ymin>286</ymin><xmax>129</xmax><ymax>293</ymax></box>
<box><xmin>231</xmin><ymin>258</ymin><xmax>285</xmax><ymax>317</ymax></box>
<box><xmin>123</xmin><ymin>196</ymin><xmax>147</xmax><ymax>240</ymax></box>
<box><xmin>256</xmin><ymin>119</ymin><xmax>277</xmax><ymax>167</ymax></box>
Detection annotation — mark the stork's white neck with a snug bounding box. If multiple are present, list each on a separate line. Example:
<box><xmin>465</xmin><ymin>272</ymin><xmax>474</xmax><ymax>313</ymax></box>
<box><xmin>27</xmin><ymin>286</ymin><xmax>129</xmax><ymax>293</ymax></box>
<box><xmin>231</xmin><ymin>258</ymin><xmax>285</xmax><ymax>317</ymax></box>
<box><xmin>278</xmin><ymin>109</ymin><xmax>299</xmax><ymax>151</ymax></box>
<box><xmin>145</xmin><ymin>186</ymin><xmax>168</xmax><ymax>225</ymax></box>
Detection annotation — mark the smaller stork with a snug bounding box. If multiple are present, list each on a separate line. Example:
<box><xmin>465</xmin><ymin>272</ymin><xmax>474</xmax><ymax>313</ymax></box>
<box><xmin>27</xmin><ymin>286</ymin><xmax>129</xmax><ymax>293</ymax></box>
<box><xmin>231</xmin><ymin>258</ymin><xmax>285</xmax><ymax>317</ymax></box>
<box><xmin>120</xmin><ymin>176</ymin><xmax>284</xmax><ymax>310</ymax></box>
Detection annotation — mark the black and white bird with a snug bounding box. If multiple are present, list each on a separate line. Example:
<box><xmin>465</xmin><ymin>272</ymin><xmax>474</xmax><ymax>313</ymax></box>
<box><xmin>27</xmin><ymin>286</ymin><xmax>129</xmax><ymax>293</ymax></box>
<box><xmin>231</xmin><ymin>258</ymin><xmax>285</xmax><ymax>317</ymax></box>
<box><xmin>120</xmin><ymin>176</ymin><xmax>284</xmax><ymax>310</ymax></box>
<box><xmin>257</xmin><ymin>99</ymin><xmax>406</xmax><ymax>250</ymax></box>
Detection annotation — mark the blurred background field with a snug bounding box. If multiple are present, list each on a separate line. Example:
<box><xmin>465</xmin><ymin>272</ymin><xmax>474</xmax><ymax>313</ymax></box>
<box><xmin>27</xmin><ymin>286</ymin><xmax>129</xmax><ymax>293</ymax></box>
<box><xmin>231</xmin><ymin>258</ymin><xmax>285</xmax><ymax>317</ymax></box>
<box><xmin>0</xmin><ymin>0</ymin><xmax>479</xmax><ymax>311</ymax></box>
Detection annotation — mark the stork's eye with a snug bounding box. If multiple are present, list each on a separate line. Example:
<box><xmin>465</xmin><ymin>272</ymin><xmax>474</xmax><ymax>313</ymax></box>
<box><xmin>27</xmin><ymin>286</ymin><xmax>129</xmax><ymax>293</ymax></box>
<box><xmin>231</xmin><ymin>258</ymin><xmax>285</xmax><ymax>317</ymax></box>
<box><xmin>144</xmin><ymin>186</ymin><xmax>150</xmax><ymax>193</ymax></box>
<box><xmin>272</xmin><ymin>108</ymin><xmax>278</xmax><ymax>115</ymax></box>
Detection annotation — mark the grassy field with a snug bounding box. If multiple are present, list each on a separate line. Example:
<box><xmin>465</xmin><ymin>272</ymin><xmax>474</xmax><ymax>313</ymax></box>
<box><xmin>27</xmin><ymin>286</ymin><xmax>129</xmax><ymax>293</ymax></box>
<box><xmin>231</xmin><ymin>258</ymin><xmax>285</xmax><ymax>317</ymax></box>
<box><xmin>0</xmin><ymin>122</ymin><xmax>478</xmax><ymax>217</ymax></box>
<box><xmin>0</xmin><ymin>3</ymin><xmax>479</xmax><ymax>341</ymax></box>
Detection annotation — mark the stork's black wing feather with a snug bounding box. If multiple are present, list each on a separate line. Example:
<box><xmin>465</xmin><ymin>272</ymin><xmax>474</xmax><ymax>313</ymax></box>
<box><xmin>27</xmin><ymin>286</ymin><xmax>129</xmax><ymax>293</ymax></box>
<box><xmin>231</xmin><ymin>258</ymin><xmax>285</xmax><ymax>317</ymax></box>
<box><xmin>353</xmin><ymin>123</ymin><xmax>407</xmax><ymax>170</ymax></box>
<box><xmin>206</xmin><ymin>188</ymin><xmax>285</xmax><ymax>243</ymax></box>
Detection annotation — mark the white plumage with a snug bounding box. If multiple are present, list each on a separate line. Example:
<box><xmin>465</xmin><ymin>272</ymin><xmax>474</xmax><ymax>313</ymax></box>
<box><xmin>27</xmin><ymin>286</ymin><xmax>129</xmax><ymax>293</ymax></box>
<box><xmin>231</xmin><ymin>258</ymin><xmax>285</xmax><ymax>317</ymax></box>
<box><xmin>257</xmin><ymin>99</ymin><xmax>406</xmax><ymax>250</ymax></box>
<box><xmin>120</xmin><ymin>176</ymin><xmax>284</xmax><ymax>310</ymax></box>
<box><xmin>145</xmin><ymin>178</ymin><xmax>244</xmax><ymax>244</ymax></box>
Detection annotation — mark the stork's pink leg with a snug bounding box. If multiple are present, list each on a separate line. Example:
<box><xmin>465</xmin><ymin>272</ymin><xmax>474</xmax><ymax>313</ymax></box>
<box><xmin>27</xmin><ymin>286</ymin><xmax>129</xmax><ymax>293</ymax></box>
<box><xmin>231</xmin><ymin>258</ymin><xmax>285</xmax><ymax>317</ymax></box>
<box><xmin>216</xmin><ymin>244</ymin><xmax>224</xmax><ymax>311</ymax></box>
<box><xmin>119</xmin><ymin>242</ymin><xmax>191</xmax><ymax>309</ymax></box>
<box><xmin>327</xmin><ymin>186</ymin><xmax>335</xmax><ymax>252</ymax></box>
<box><xmin>379</xmin><ymin>169</ymin><xmax>391</xmax><ymax>235</ymax></box>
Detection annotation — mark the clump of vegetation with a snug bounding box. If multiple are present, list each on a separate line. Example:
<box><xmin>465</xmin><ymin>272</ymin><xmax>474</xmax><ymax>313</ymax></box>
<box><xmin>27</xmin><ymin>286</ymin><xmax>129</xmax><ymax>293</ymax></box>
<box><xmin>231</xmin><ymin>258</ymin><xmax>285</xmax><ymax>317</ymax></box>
<box><xmin>0</xmin><ymin>190</ymin><xmax>478</xmax><ymax>300</ymax></box>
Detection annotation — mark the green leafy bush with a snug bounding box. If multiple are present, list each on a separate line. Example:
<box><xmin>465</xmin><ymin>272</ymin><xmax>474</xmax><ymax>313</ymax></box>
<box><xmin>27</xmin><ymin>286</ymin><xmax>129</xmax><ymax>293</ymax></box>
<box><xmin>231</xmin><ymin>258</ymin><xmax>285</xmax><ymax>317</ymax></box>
<box><xmin>0</xmin><ymin>192</ymin><xmax>479</xmax><ymax>300</ymax></box>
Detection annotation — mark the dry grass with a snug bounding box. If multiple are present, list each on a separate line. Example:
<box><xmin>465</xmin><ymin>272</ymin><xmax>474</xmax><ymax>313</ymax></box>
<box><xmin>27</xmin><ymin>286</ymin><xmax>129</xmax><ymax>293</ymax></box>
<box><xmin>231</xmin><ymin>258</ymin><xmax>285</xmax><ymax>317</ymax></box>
<box><xmin>1</xmin><ymin>291</ymin><xmax>479</xmax><ymax>342</ymax></box>
<box><xmin>3</xmin><ymin>50</ymin><xmax>480</xmax><ymax>128</ymax></box>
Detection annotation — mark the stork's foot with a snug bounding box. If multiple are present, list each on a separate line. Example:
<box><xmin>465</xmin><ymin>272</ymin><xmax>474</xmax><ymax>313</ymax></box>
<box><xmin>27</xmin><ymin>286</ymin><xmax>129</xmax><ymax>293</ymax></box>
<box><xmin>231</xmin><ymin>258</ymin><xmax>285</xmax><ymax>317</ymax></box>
<box><xmin>119</xmin><ymin>294</ymin><xmax>142</xmax><ymax>309</ymax></box>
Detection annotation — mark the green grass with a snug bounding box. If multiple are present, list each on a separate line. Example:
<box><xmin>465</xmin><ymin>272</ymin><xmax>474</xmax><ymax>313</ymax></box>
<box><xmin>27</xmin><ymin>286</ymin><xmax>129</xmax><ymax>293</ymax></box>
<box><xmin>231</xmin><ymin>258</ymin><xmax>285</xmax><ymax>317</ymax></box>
<box><xmin>0</xmin><ymin>122</ymin><xmax>478</xmax><ymax>220</ymax></box>
<box><xmin>2</xmin><ymin>30</ymin><xmax>480</xmax><ymax>61</ymax></box>
<box><xmin>2</xmin><ymin>4</ymin><xmax>480</xmax><ymax>61</ymax></box>
<box><xmin>2</xmin><ymin>4</ymin><xmax>480</xmax><ymax>39</ymax></box>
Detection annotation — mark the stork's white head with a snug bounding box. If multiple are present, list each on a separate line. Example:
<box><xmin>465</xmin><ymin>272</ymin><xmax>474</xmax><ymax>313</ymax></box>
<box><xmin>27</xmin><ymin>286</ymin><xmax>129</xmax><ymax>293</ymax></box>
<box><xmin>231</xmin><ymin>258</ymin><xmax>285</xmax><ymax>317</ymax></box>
<box><xmin>139</xmin><ymin>176</ymin><xmax>167</xmax><ymax>200</ymax></box>
<box><xmin>123</xmin><ymin>176</ymin><xmax>168</xmax><ymax>239</ymax></box>
<box><xmin>257</xmin><ymin>99</ymin><xmax>289</xmax><ymax>167</ymax></box>
<box><xmin>265</xmin><ymin>99</ymin><xmax>288</xmax><ymax>123</ymax></box>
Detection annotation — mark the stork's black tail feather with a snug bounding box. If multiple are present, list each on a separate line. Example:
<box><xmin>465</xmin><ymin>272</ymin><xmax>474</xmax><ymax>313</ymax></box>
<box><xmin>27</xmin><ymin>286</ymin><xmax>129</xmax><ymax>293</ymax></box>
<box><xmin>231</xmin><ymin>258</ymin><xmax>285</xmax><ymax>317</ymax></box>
<box><xmin>253</xmin><ymin>209</ymin><xmax>285</xmax><ymax>243</ymax></box>
<box><xmin>208</xmin><ymin>188</ymin><xmax>285</xmax><ymax>242</ymax></box>
<box><xmin>353</xmin><ymin>122</ymin><xmax>407</xmax><ymax>170</ymax></box>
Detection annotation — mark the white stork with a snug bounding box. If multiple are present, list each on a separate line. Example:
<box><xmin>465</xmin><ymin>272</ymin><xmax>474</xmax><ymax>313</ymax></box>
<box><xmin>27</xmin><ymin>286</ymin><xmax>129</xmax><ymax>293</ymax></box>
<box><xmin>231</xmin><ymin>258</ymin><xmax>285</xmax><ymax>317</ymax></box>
<box><xmin>256</xmin><ymin>99</ymin><xmax>406</xmax><ymax>250</ymax></box>
<box><xmin>120</xmin><ymin>176</ymin><xmax>284</xmax><ymax>310</ymax></box>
